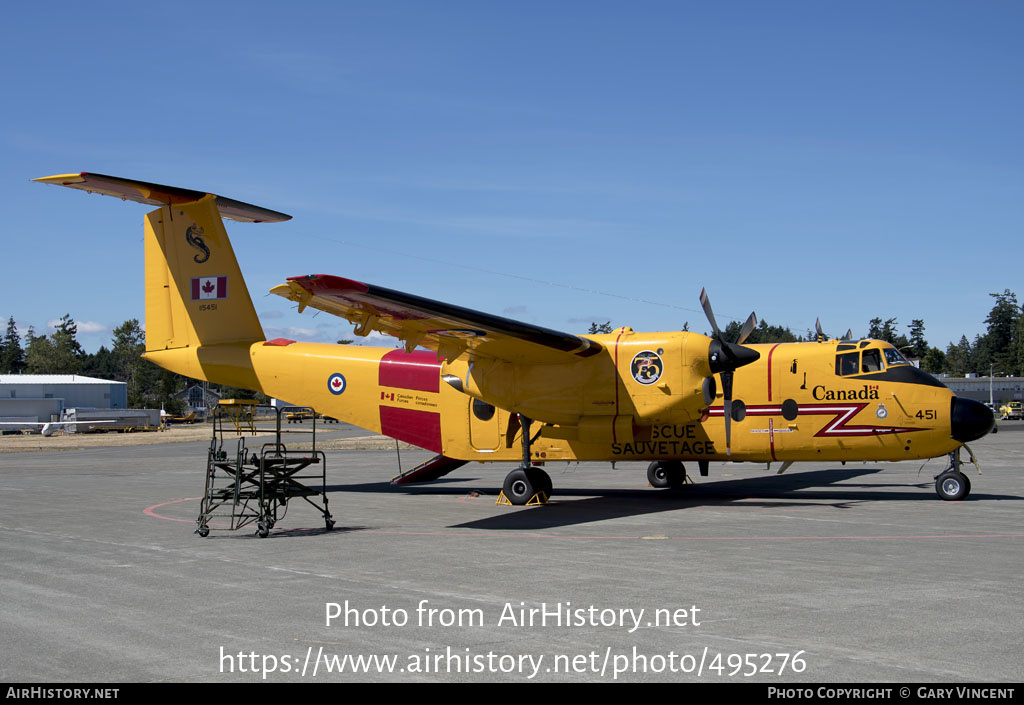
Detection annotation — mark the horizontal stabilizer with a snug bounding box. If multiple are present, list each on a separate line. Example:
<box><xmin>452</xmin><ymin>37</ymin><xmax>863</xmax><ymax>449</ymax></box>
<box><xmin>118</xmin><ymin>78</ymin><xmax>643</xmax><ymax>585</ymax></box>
<box><xmin>34</xmin><ymin>172</ymin><xmax>291</xmax><ymax>223</ymax></box>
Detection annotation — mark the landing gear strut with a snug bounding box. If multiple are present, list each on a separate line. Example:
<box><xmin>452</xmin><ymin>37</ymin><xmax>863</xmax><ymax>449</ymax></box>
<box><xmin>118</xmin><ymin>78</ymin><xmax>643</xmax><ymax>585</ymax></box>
<box><xmin>935</xmin><ymin>449</ymin><xmax>972</xmax><ymax>501</ymax></box>
<box><xmin>500</xmin><ymin>415</ymin><xmax>551</xmax><ymax>506</ymax></box>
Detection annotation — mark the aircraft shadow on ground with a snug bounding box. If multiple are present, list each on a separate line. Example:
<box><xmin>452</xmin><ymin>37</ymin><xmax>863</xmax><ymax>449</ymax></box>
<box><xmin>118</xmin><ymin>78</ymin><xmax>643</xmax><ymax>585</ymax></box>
<box><xmin>326</xmin><ymin>467</ymin><xmax>1022</xmax><ymax>531</ymax></box>
<box><xmin>202</xmin><ymin>526</ymin><xmax>371</xmax><ymax>540</ymax></box>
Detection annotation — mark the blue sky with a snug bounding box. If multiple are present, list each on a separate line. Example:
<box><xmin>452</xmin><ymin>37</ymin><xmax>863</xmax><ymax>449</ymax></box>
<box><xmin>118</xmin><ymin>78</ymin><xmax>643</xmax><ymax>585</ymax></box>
<box><xmin>2</xmin><ymin>2</ymin><xmax>1021</xmax><ymax>354</ymax></box>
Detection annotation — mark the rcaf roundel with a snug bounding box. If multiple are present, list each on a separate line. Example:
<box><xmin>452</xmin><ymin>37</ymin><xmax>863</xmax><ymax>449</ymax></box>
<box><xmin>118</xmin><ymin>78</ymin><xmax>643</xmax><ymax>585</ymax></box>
<box><xmin>327</xmin><ymin>373</ymin><xmax>347</xmax><ymax>395</ymax></box>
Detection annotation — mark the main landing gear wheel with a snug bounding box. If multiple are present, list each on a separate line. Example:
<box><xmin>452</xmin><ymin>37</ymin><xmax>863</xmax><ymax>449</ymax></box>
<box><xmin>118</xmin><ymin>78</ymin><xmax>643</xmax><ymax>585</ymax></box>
<box><xmin>528</xmin><ymin>467</ymin><xmax>553</xmax><ymax>498</ymax></box>
<box><xmin>647</xmin><ymin>461</ymin><xmax>686</xmax><ymax>489</ymax></box>
<box><xmin>502</xmin><ymin>467</ymin><xmax>552</xmax><ymax>506</ymax></box>
<box><xmin>935</xmin><ymin>471</ymin><xmax>970</xmax><ymax>501</ymax></box>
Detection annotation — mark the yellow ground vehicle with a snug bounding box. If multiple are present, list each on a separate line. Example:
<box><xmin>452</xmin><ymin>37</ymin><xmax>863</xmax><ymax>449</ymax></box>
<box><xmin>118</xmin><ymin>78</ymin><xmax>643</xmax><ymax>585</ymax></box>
<box><xmin>1001</xmin><ymin>402</ymin><xmax>1023</xmax><ymax>420</ymax></box>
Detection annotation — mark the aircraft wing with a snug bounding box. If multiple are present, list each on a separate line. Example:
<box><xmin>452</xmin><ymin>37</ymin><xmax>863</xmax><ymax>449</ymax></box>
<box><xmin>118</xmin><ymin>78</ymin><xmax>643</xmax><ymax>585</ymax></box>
<box><xmin>270</xmin><ymin>274</ymin><xmax>602</xmax><ymax>364</ymax></box>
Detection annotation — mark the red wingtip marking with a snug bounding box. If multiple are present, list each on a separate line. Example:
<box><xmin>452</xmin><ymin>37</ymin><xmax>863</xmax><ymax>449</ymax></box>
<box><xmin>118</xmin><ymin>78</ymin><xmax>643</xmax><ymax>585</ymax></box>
<box><xmin>287</xmin><ymin>274</ymin><xmax>370</xmax><ymax>294</ymax></box>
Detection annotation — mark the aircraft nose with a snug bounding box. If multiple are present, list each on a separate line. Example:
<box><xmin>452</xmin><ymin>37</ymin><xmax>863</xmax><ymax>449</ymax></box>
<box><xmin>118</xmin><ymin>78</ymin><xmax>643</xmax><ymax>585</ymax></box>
<box><xmin>950</xmin><ymin>397</ymin><xmax>994</xmax><ymax>443</ymax></box>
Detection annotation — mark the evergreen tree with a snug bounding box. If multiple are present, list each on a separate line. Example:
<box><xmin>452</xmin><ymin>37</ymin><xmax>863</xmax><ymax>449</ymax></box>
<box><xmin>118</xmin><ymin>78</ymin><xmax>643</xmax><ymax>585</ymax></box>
<box><xmin>112</xmin><ymin>319</ymin><xmax>146</xmax><ymax>406</ymax></box>
<box><xmin>24</xmin><ymin>326</ymin><xmax>56</xmax><ymax>374</ymax></box>
<box><xmin>0</xmin><ymin>316</ymin><xmax>25</xmax><ymax>374</ymax></box>
<box><xmin>588</xmin><ymin>321</ymin><xmax>613</xmax><ymax>334</ymax></box>
<box><xmin>920</xmin><ymin>346</ymin><xmax>946</xmax><ymax>375</ymax></box>
<box><xmin>867</xmin><ymin>317</ymin><xmax>910</xmax><ymax>349</ymax></box>
<box><xmin>975</xmin><ymin>290</ymin><xmax>1021</xmax><ymax>376</ymax></box>
<box><xmin>907</xmin><ymin>319</ymin><xmax>929</xmax><ymax>359</ymax></box>
<box><xmin>723</xmin><ymin>318</ymin><xmax>800</xmax><ymax>344</ymax></box>
<box><xmin>944</xmin><ymin>336</ymin><xmax>973</xmax><ymax>376</ymax></box>
<box><xmin>49</xmin><ymin>314</ymin><xmax>85</xmax><ymax>374</ymax></box>
<box><xmin>82</xmin><ymin>345</ymin><xmax>116</xmax><ymax>380</ymax></box>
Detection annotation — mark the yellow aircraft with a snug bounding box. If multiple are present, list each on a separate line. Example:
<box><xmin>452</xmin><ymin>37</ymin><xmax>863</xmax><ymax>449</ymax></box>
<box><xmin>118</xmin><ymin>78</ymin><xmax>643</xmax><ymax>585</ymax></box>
<box><xmin>34</xmin><ymin>173</ymin><xmax>994</xmax><ymax>504</ymax></box>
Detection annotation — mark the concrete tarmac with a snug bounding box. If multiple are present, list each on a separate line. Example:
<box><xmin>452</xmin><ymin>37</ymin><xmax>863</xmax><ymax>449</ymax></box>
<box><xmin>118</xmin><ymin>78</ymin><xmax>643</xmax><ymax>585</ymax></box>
<box><xmin>1</xmin><ymin>424</ymin><xmax>1021</xmax><ymax>682</ymax></box>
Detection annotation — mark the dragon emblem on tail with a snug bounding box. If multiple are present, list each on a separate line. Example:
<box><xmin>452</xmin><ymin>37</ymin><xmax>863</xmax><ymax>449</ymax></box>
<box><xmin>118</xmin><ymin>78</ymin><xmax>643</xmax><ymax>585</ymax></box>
<box><xmin>186</xmin><ymin>224</ymin><xmax>210</xmax><ymax>263</ymax></box>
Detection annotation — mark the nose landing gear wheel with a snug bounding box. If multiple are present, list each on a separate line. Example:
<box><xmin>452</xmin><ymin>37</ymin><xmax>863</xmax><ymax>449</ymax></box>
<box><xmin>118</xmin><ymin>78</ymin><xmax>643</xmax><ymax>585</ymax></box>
<box><xmin>935</xmin><ymin>471</ymin><xmax>970</xmax><ymax>501</ymax></box>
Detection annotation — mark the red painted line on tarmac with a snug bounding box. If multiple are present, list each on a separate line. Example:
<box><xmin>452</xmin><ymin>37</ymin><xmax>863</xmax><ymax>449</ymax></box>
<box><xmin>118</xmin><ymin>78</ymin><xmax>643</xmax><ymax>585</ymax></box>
<box><xmin>144</xmin><ymin>497</ymin><xmax>200</xmax><ymax>524</ymax></box>
<box><xmin>144</xmin><ymin>497</ymin><xmax>227</xmax><ymax>528</ymax></box>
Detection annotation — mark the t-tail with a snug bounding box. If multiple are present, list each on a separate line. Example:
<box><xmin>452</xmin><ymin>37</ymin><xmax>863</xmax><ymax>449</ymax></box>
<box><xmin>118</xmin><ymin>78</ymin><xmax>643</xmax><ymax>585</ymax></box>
<box><xmin>34</xmin><ymin>173</ymin><xmax>290</xmax><ymax>389</ymax></box>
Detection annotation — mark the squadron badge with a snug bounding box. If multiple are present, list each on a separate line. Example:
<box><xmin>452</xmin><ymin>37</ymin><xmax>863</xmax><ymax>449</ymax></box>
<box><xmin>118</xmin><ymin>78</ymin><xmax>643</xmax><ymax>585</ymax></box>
<box><xmin>630</xmin><ymin>351</ymin><xmax>664</xmax><ymax>385</ymax></box>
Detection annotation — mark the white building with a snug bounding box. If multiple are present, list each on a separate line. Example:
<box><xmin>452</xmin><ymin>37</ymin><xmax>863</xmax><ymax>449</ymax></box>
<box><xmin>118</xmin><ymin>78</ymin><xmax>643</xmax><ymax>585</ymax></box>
<box><xmin>0</xmin><ymin>375</ymin><xmax>128</xmax><ymax>422</ymax></box>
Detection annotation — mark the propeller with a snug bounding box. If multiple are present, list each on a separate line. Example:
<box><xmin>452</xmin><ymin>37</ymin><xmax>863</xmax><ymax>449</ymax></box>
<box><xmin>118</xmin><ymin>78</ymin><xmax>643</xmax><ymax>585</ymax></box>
<box><xmin>699</xmin><ymin>289</ymin><xmax>760</xmax><ymax>456</ymax></box>
<box><xmin>814</xmin><ymin>318</ymin><xmax>853</xmax><ymax>342</ymax></box>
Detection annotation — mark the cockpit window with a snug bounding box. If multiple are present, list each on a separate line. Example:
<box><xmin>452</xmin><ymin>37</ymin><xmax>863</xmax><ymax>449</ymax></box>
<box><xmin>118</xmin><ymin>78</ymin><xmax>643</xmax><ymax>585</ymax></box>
<box><xmin>836</xmin><ymin>351</ymin><xmax>859</xmax><ymax>376</ymax></box>
<box><xmin>862</xmin><ymin>348</ymin><xmax>883</xmax><ymax>372</ymax></box>
<box><xmin>883</xmin><ymin>348</ymin><xmax>909</xmax><ymax>366</ymax></box>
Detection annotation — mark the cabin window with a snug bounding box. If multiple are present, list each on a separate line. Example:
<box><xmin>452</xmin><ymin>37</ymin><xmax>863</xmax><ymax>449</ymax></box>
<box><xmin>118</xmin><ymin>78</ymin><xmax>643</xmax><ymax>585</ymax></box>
<box><xmin>836</xmin><ymin>351</ymin><xmax>859</xmax><ymax>376</ymax></box>
<box><xmin>883</xmin><ymin>348</ymin><xmax>909</xmax><ymax>366</ymax></box>
<box><xmin>862</xmin><ymin>349</ymin><xmax>883</xmax><ymax>373</ymax></box>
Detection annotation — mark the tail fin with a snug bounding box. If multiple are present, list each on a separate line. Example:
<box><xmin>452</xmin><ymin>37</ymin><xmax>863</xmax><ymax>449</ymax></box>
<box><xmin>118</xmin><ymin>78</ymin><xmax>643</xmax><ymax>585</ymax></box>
<box><xmin>35</xmin><ymin>173</ymin><xmax>290</xmax><ymax>384</ymax></box>
<box><xmin>143</xmin><ymin>193</ymin><xmax>265</xmax><ymax>350</ymax></box>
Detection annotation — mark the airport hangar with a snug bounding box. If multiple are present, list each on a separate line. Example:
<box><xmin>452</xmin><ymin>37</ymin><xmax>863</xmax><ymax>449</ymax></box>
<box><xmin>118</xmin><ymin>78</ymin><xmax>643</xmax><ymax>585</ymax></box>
<box><xmin>0</xmin><ymin>374</ymin><xmax>127</xmax><ymax>423</ymax></box>
<box><xmin>940</xmin><ymin>374</ymin><xmax>1024</xmax><ymax>404</ymax></box>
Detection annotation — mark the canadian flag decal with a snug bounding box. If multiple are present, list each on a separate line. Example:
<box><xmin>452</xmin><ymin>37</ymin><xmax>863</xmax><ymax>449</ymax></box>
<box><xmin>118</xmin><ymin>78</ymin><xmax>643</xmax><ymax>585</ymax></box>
<box><xmin>191</xmin><ymin>276</ymin><xmax>228</xmax><ymax>301</ymax></box>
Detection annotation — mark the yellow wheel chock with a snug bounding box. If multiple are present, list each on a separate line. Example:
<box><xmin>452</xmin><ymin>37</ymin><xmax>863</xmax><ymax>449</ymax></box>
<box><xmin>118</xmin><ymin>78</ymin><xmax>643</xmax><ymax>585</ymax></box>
<box><xmin>496</xmin><ymin>490</ymin><xmax>550</xmax><ymax>506</ymax></box>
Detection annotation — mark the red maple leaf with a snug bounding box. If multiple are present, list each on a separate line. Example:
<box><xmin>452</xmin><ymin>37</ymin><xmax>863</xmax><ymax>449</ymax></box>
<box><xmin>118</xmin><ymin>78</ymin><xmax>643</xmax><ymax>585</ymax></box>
<box><xmin>202</xmin><ymin>280</ymin><xmax>215</xmax><ymax>294</ymax></box>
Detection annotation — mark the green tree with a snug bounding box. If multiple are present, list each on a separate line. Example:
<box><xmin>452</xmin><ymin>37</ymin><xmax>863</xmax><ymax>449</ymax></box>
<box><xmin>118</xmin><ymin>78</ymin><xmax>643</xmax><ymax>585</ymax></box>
<box><xmin>944</xmin><ymin>335</ymin><xmax>973</xmax><ymax>376</ymax></box>
<box><xmin>867</xmin><ymin>317</ymin><xmax>910</xmax><ymax>350</ymax></box>
<box><xmin>920</xmin><ymin>346</ymin><xmax>946</xmax><ymax>374</ymax></box>
<box><xmin>112</xmin><ymin>319</ymin><xmax>147</xmax><ymax>407</ymax></box>
<box><xmin>907</xmin><ymin>319</ymin><xmax>929</xmax><ymax>359</ymax></box>
<box><xmin>49</xmin><ymin>314</ymin><xmax>85</xmax><ymax>374</ymax></box>
<box><xmin>588</xmin><ymin>321</ymin><xmax>613</xmax><ymax>334</ymax></box>
<box><xmin>974</xmin><ymin>290</ymin><xmax>1021</xmax><ymax>376</ymax></box>
<box><xmin>723</xmin><ymin>318</ymin><xmax>800</xmax><ymax>344</ymax></box>
<box><xmin>24</xmin><ymin>326</ymin><xmax>56</xmax><ymax>374</ymax></box>
<box><xmin>82</xmin><ymin>345</ymin><xmax>116</xmax><ymax>380</ymax></box>
<box><xmin>0</xmin><ymin>317</ymin><xmax>25</xmax><ymax>374</ymax></box>
<box><xmin>1014</xmin><ymin>312</ymin><xmax>1024</xmax><ymax>377</ymax></box>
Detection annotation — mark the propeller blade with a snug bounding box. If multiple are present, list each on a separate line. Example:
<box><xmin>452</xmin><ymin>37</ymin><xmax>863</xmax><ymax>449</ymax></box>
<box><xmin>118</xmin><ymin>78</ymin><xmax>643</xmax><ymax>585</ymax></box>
<box><xmin>815</xmin><ymin>318</ymin><xmax>824</xmax><ymax>342</ymax></box>
<box><xmin>844</xmin><ymin>328</ymin><xmax>853</xmax><ymax>340</ymax></box>
<box><xmin>699</xmin><ymin>288</ymin><xmax>722</xmax><ymax>339</ymax></box>
<box><xmin>699</xmin><ymin>288</ymin><xmax>759</xmax><ymax>458</ymax></box>
<box><xmin>736</xmin><ymin>312</ymin><xmax>758</xmax><ymax>345</ymax></box>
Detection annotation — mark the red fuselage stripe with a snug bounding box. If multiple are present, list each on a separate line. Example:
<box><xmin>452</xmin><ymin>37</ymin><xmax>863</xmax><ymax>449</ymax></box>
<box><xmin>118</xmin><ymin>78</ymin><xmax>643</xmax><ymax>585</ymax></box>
<box><xmin>379</xmin><ymin>406</ymin><xmax>443</xmax><ymax>453</ymax></box>
<box><xmin>612</xmin><ymin>329</ymin><xmax>626</xmax><ymax>444</ymax></box>
<box><xmin>378</xmin><ymin>349</ymin><xmax>441</xmax><ymax>393</ymax></box>
<box><xmin>767</xmin><ymin>343</ymin><xmax>781</xmax><ymax>402</ymax></box>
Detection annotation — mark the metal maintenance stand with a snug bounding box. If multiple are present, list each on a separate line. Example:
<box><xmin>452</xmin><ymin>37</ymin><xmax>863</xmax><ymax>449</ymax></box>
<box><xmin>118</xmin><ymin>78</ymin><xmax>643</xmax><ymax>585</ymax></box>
<box><xmin>196</xmin><ymin>403</ymin><xmax>334</xmax><ymax>538</ymax></box>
